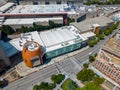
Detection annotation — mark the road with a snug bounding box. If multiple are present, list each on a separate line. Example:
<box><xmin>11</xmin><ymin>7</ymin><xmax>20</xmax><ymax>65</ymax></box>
<box><xmin>74</xmin><ymin>23</ymin><xmax>120</xmax><ymax>63</ymax></box>
<box><xmin>2</xmin><ymin>24</ymin><xmax>120</xmax><ymax>90</ymax></box>
<box><xmin>2</xmin><ymin>65</ymin><xmax>58</xmax><ymax>90</ymax></box>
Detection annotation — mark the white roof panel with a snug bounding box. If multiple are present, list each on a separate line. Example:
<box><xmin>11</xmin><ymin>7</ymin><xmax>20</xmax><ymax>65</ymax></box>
<box><xmin>10</xmin><ymin>26</ymin><xmax>85</xmax><ymax>52</ymax></box>
<box><xmin>81</xmin><ymin>31</ymin><xmax>96</xmax><ymax>40</ymax></box>
<box><xmin>7</xmin><ymin>4</ymin><xmax>68</xmax><ymax>14</ymax></box>
<box><xmin>3</xmin><ymin>17</ymin><xmax>63</xmax><ymax>25</ymax></box>
<box><xmin>0</xmin><ymin>2</ymin><xmax>14</xmax><ymax>12</ymax></box>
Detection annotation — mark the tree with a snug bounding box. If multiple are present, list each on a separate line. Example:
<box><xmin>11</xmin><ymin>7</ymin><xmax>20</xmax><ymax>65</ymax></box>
<box><xmin>87</xmin><ymin>41</ymin><xmax>94</xmax><ymax>47</ymax></box>
<box><xmin>49</xmin><ymin>20</ymin><xmax>55</xmax><ymax>28</ymax></box>
<box><xmin>96</xmin><ymin>33</ymin><xmax>105</xmax><ymax>40</ymax></box>
<box><xmin>77</xmin><ymin>69</ymin><xmax>94</xmax><ymax>82</ymax></box>
<box><xmin>93</xmin><ymin>76</ymin><xmax>105</xmax><ymax>85</ymax></box>
<box><xmin>83</xmin><ymin>63</ymin><xmax>89</xmax><ymax>68</ymax></box>
<box><xmin>81</xmin><ymin>82</ymin><xmax>100</xmax><ymax>90</ymax></box>
<box><xmin>61</xmin><ymin>78</ymin><xmax>80</xmax><ymax>90</ymax></box>
<box><xmin>87</xmin><ymin>38</ymin><xmax>98</xmax><ymax>47</ymax></box>
<box><xmin>89</xmin><ymin>55</ymin><xmax>95</xmax><ymax>63</ymax></box>
<box><xmin>33</xmin><ymin>85</ymin><xmax>39</xmax><ymax>90</ymax></box>
<box><xmin>1</xmin><ymin>25</ymin><xmax>15</xmax><ymax>35</ymax></box>
<box><xmin>48</xmin><ymin>83</ymin><xmax>56</xmax><ymax>89</ymax></box>
<box><xmin>39</xmin><ymin>82</ymin><xmax>49</xmax><ymax>90</ymax></box>
<box><xmin>51</xmin><ymin>74</ymin><xmax>65</xmax><ymax>84</ymax></box>
<box><xmin>94</xmin><ymin>53</ymin><xmax>97</xmax><ymax>57</ymax></box>
<box><xmin>67</xmin><ymin>18</ymin><xmax>75</xmax><ymax>25</ymax></box>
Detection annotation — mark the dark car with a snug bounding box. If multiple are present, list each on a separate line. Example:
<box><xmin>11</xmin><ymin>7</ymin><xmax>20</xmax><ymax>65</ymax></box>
<box><xmin>0</xmin><ymin>79</ymin><xmax>8</xmax><ymax>88</ymax></box>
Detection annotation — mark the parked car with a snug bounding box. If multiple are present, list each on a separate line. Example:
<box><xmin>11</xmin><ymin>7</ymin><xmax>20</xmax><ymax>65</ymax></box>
<box><xmin>0</xmin><ymin>79</ymin><xmax>8</xmax><ymax>88</ymax></box>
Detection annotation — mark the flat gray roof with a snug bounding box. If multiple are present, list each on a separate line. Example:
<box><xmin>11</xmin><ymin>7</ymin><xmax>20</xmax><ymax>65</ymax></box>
<box><xmin>71</xmin><ymin>16</ymin><xmax>114</xmax><ymax>33</ymax></box>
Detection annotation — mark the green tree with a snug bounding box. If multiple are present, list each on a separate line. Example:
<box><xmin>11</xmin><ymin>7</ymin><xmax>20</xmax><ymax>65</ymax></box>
<box><xmin>89</xmin><ymin>55</ymin><xmax>95</xmax><ymax>63</ymax></box>
<box><xmin>81</xmin><ymin>82</ymin><xmax>100</xmax><ymax>90</ymax></box>
<box><xmin>77</xmin><ymin>69</ymin><xmax>94</xmax><ymax>82</ymax></box>
<box><xmin>49</xmin><ymin>20</ymin><xmax>55</xmax><ymax>28</ymax></box>
<box><xmin>33</xmin><ymin>85</ymin><xmax>39</xmax><ymax>90</ymax></box>
<box><xmin>67</xmin><ymin>18</ymin><xmax>75</xmax><ymax>25</ymax></box>
<box><xmin>61</xmin><ymin>78</ymin><xmax>80</xmax><ymax>90</ymax></box>
<box><xmin>83</xmin><ymin>63</ymin><xmax>89</xmax><ymax>68</ymax></box>
<box><xmin>87</xmin><ymin>41</ymin><xmax>94</xmax><ymax>47</ymax></box>
<box><xmin>39</xmin><ymin>82</ymin><xmax>49</xmax><ymax>90</ymax></box>
<box><xmin>87</xmin><ymin>38</ymin><xmax>98</xmax><ymax>47</ymax></box>
<box><xmin>48</xmin><ymin>83</ymin><xmax>56</xmax><ymax>89</ymax></box>
<box><xmin>1</xmin><ymin>25</ymin><xmax>15</xmax><ymax>35</ymax></box>
<box><xmin>94</xmin><ymin>53</ymin><xmax>97</xmax><ymax>57</ymax></box>
<box><xmin>93</xmin><ymin>76</ymin><xmax>105</xmax><ymax>85</ymax></box>
<box><xmin>96</xmin><ymin>33</ymin><xmax>105</xmax><ymax>40</ymax></box>
<box><xmin>51</xmin><ymin>74</ymin><xmax>65</xmax><ymax>84</ymax></box>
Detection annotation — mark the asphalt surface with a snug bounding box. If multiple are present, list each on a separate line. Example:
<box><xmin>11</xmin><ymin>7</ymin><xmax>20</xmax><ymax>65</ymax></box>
<box><xmin>2</xmin><ymin>24</ymin><xmax>120</xmax><ymax>90</ymax></box>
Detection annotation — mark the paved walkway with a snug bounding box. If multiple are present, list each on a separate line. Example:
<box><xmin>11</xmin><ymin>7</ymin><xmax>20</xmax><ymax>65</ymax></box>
<box><xmin>15</xmin><ymin>46</ymin><xmax>89</xmax><ymax>77</ymax></box>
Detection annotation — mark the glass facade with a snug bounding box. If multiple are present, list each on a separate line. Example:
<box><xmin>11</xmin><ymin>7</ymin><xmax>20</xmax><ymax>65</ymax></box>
<box><xmin>44</xmin><ymin>42</ymin><xmax>81</xmax><ymax>59</ymax></box>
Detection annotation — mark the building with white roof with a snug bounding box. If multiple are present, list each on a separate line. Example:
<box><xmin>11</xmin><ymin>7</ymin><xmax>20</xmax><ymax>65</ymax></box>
<box><xmin>0</xmin><ymin>0</ymin><xmax>7</xmax><ymax>7</ymax></box>
<box><xmin>10</xmin><ymin>26</ymin><xmax>86</xmax><ymax>60</ymax></box>
<box><xmin>8</xmin><ymin>0</ymin><xmax>83</xmax><ymax>5</ymax></box>
<box><xmin>0</xmin><ymin>2</ymin><xmax>15</xmax><ymax>13</ymax></box>
<box><xmin>0</xmin><ymin>3</ymin><xmax>87</xmax><ymax>27</ymax></box>
<box><xmin>3</xmin><ymin>17</ymin><xmax>63</xmax><ymax>29</ymax></box>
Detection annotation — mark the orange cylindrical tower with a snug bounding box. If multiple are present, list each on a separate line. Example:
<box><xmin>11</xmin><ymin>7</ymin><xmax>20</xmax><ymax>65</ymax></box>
<box><xmin>22</xmin><ymin>41</ymin><xmax>43</xmax><ymax>68</ymax></box>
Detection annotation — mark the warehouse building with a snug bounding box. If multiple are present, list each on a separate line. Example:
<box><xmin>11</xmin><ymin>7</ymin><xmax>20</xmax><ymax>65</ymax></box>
<box><xmin>9</xmin><ymin>26</ymin><xmax>86</xmax><ymax>67</ymax></box>
<box><xmin>70</xmin><ymin>16</ymin><xmax>114</xmax><ymax>34</ymax></box>
<box><xmin>3</xmin><ymin>17</ymin><xmax>63</xmax><ymax>29</ymax></box>
<box><xmin>0</xmin><ymin>3</ymin><xmax>87</xmax><ymax>28</ymax></box>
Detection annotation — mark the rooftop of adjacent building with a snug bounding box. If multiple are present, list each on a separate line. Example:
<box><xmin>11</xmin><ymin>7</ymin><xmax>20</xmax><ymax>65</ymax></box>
<box><xmin>70</xmin><ymin>16</ymin><xmax>114</xmax><ymax>33</ymax></box>
<box><xmin>3</xmin><ymin>4</ymin><xmax>77</xmax><ymax>14</ymax></box>
<box><xmin>97</xmin><ymin>31</ymin><xmax>120</xmax><ymax>66</ymax></box>
<box><xmin>0</xmin><ymin>40</ymin><xmax>18</xmax><ymax>58</ymax></box>
<box><xmin>97</xmin><ymin>49</ymin><xmax>120</xmax><ymax>67</ymax></box>
<box><xmin>3</xmin><ymin>17</ymin><xmax>63</xmax><ymax>25</ymax></box>
<box><xmin>0</xmin><ymin>0</ymin><xmax>7</xmax><ymax>7</ymax></box>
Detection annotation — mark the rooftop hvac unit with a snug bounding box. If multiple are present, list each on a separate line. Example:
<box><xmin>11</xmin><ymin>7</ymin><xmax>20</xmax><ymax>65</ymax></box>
<box><xmin>75</xmin><ymin>31</ymin><xmax>79</xmax><ymax>34</ymax></box>
<box><xmin>20</xmin><ymin>33</ymin><xmax>24</xmax><ymax>39</ymax></box>
<box><xmin>19</xmin><ymin>43</ymin><xmax>22</xmax><ymax>47</ymax></box>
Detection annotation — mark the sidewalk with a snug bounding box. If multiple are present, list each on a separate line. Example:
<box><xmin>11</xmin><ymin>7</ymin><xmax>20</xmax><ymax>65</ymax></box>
<box><xmin>15</xmin><ymin>46</ymin><xmax>89</xmax><ymax>77</ymax></box>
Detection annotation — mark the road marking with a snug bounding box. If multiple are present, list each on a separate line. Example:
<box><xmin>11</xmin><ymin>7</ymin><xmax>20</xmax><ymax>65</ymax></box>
<box><xmin>8</xmin><ymin>68</ymin><xmax>57</xmax><ymax>90</ymax></box>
